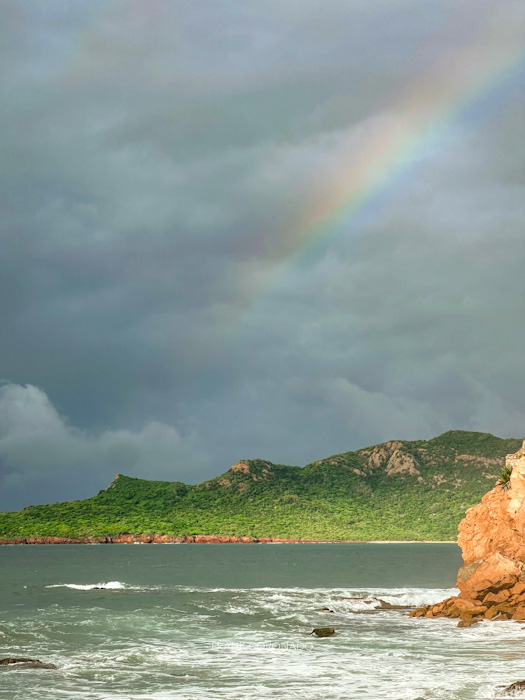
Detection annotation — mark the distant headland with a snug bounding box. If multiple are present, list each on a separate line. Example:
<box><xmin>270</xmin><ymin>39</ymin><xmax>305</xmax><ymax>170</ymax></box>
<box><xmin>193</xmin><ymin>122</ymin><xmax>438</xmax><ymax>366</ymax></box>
<box><xmin>0</xmin><ymin>430</ymin><xmax>520</xmax><ymax>544</ymax></box>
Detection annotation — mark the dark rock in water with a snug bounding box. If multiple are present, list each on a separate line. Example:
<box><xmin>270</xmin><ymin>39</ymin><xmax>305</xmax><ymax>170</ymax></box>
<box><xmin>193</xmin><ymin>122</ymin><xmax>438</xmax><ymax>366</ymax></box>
<box><xmin>500</xmin><ymin>680</ymin><xmax>525</xmax><ymax>695</ymax></box>
<box><xmin>0</xmin><ymin>658</ymin><xmax>57</xmax><ymax>669</ymax></box>
<box><xmin>311</xmin><ymin>627</ymin><xmax>335</xmax><ymax>637</ymax></box>
<box><xmin>375</xmin><ymin>598</ymin><xmax>413</xmax><ymax>610</ymax></box>
<box><xmin>457</xmin><ymin>618</ymin><xmax>479</xmax><ymax>628</ymax></box>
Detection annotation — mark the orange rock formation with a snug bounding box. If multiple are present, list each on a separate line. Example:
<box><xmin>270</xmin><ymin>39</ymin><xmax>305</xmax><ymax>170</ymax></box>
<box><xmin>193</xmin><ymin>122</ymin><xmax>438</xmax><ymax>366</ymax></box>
<box><xmin>411</xmin><ymin>441</ymin><xmax>525</xmax><ymax>623</ymax></box>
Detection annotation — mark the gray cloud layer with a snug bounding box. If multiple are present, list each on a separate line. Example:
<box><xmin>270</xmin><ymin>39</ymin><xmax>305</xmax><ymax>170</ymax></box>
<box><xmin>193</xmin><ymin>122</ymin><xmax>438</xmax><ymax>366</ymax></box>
<box><xmin>1</xmin><ymin>1</ymin><xmax>524</xmax><ymax>510</ymax></box>
<box><xmin>0</xmin><ymin>383</ymin><xmax>210</xmax><ymax>509</ymax></box>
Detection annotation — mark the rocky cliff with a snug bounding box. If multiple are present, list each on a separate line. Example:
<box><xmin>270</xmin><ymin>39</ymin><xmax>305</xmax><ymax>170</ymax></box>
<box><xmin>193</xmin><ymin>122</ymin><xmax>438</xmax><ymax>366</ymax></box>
<box><xmin>411</xmin><ymin>441</ymin><xmax>525</xmax><ymax>623</ymax></box>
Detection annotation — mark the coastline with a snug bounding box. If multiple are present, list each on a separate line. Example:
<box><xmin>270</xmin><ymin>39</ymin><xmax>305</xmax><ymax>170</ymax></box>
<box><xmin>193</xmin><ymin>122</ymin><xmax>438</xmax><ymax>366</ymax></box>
<box><xmin>0</xmin><ymin>535</ymin><xmax>457</xmax><ymax>545</ymax></box>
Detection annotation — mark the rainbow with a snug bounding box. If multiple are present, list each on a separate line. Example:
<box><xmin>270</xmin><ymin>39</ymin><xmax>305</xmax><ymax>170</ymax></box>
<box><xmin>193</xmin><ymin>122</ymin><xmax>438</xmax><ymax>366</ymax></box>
<box><xmin>259</xmin><ymin>5</ymin><xmax>525</xmax><ymax>274</ymax></box>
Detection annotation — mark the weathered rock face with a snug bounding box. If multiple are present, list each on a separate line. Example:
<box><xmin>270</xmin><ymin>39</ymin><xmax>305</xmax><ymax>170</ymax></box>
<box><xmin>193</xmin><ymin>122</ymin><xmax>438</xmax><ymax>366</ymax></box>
<box><xmin>459</xmin><ymin>442</ymin><xmax>525</xmax><ymax>566</ymax></box>
<box><xmin>411</xmin><ymin>441</ymin><xmax>525</xmax><ymax>622</ymax></box>
<box><xmin>457</xmin><ymin>441</ymin><xmax>525</xmax><ymax>599</ymax></box>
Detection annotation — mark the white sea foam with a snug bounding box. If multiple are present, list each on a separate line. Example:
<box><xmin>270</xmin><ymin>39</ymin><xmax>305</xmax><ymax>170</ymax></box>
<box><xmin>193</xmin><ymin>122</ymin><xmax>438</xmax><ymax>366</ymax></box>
<box><xmin>363</xmin><ymin>586</ymin><xmax>460</xmax><ymax>607</ymax></box>
<box><xmin>8</xmin><ymin>582</ymin><xmax>525</xmax><ymax>699</ymax></box>
<box><xmin>8</xmin><ymin>546</ymin><xmax>525</xmax><ymax>700</ymax></box>
<box><xmin>46</xmin><ymin>580</ymin><xmax>128</xmax><ymax>590</ymax></box>
<box><xmin>193</xmin><ymin>586</ymin><xmax>459</xmax><ymax>611</ymax></box>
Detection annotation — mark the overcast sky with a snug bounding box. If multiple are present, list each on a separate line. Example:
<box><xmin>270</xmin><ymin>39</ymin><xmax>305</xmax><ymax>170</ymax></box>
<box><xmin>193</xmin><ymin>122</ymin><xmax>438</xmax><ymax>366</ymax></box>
<box><xmin>1</xmin><ymin>0</ymin><xmax>524</xmax><ymax>511</ymax></box>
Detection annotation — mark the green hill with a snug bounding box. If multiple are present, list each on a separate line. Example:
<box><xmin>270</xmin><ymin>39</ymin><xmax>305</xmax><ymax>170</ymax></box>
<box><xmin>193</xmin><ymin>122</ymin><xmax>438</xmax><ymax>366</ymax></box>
<box><xmin>0</xmin><ymin>431</ymin><xmax>521</xmax><ymax>542</ymax></box>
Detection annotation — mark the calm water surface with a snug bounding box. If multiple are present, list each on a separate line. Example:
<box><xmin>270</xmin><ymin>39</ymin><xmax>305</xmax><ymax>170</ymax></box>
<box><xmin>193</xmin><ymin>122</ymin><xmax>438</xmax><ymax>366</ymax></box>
<box><xmin>1</xmin><ymin>544</ymin><xmax>524</xmax><ymax>699</ymax></box>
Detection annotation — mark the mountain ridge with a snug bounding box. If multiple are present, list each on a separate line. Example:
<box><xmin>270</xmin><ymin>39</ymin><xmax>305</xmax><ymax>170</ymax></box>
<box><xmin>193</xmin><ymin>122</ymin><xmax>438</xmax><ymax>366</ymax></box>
<box><xmin>0</xmin><ymin>430</ymin><xmax>521</xmax><ymax>542</ymax></box>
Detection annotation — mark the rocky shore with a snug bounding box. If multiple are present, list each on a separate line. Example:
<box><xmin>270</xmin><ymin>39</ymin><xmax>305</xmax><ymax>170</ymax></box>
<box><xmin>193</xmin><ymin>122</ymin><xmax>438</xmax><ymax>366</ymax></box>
<box><xmin>0</xmin><ymin>534</ymin><xmax>361</xmax><ymax>545</ymax></box>
<box><xmin>411</xmin><ymin>441</ymin><xmax>525</xmax><ymax>624</ymax></box>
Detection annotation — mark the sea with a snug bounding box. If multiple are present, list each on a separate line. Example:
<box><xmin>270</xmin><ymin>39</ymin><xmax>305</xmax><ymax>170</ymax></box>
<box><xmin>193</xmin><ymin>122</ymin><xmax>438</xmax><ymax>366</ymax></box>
<box><xmin>1</xmin><ymin>543</ymin><xmax>525</xmax><ymax>700</ymax></box>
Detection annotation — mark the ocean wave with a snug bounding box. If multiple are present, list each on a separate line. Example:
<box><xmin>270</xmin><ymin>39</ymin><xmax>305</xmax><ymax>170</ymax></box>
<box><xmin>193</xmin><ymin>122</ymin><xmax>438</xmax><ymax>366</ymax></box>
<box><xmin>253</xmin><ymin>586</ymin><xmax>458</xmax><ymax>607</ymax></box>
<box><xmin>363</xmin><ymin>587</ymin><xmax>459</xmax><ymax>607</ymax></box>
<box><xmin>175</xmin><ymin>586</ymin><xmax>460</xmax><ymax>617</ymax></box>
<box><xmin>46</xmin><ymin>581</ymin><xmax>128</xmax><ymax>590</ymax></box>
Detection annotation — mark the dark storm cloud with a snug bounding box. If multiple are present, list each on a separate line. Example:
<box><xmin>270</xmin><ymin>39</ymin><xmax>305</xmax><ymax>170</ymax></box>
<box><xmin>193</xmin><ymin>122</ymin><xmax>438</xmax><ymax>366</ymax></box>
<box><xmin>0</xmin><ymin>0</ymin><xmax>524</xmax><ymax>510</ymax></box>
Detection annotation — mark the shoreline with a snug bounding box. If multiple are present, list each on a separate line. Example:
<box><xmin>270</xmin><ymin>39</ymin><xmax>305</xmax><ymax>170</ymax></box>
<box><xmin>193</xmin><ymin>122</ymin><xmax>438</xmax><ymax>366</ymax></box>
<box><xmin>0</xmin><ymin>535</ymin><xmax>457</xmax><ymax>545</ymax></box>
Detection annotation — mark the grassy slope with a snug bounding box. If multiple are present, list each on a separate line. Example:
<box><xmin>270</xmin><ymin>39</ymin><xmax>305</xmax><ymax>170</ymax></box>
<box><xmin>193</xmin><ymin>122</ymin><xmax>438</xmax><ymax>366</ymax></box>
<box><xmin>0</xmin><ymin>431</ymin><xmax>520</xmax><ymax>541</ymax></box>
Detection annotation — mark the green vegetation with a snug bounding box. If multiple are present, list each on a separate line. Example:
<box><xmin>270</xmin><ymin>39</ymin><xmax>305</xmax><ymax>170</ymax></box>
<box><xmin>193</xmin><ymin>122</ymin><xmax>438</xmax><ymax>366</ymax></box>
<box><xmin>498</xmin><ymin>463</ymin><xmax>513</xmax><ymax>491</ymax></box>
<box><xmin>0</xmin><ymin>431</ymin><xmax>521</xmax><ymax>542</ymax></box>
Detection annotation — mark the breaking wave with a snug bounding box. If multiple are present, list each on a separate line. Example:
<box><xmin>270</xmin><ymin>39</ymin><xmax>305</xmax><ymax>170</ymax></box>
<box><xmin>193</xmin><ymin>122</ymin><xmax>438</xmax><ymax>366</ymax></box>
<box><xmin>46</xmin><ymin>580</ymin><xmax>128</xmax><ymax>590</ymax></box>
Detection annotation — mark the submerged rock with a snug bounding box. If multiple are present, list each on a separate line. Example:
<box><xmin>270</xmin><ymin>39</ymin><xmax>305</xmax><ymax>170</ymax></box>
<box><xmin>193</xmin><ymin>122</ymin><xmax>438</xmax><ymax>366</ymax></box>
<box><xmin>374</xmin><ymin>598</ymin><xmax>412</xmax><ymax>610</ymax></box>
<box><xmin>500</xmin><ymin>680</ymin><xmax>525</xmax><ymax>696</ymax></box>
<box><xmin>0</xmin><ymin>658</ymin><xmax>57</xmax><ymax>669</ymax></box>
<box><xmin>457</xmin><ymin>618</ymin><xmax>479</xmax><ymax>628</ymax></box>
<box><xmin>311</xmin><ymin>627</ymin><xmax>335</xmax><ymax>637</ymax></box>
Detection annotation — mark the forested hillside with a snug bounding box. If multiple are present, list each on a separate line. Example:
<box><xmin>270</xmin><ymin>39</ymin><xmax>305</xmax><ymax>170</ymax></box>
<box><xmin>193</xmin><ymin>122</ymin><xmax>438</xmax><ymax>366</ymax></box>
<box><xmin>0</xmin><ymin>431</ymin><xmax>520</xmax><ymax>542</ymax></box>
